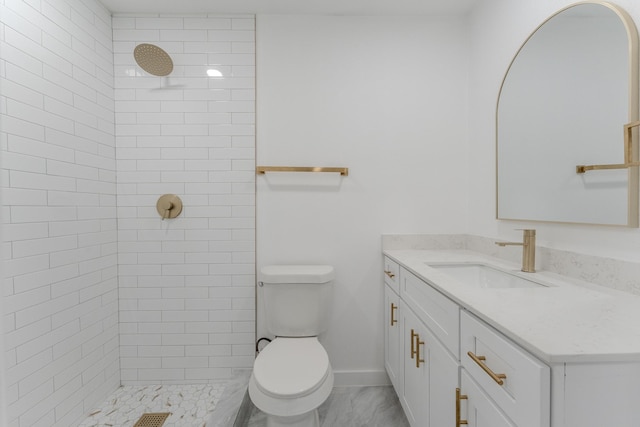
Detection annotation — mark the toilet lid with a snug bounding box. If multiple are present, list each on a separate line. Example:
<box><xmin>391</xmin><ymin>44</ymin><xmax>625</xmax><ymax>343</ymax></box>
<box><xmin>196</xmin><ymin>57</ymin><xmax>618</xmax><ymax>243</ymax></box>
<box><xmin>253</xmin><ymin>337</ymin><xmax>330</xmax><ymax>399</ymax></box>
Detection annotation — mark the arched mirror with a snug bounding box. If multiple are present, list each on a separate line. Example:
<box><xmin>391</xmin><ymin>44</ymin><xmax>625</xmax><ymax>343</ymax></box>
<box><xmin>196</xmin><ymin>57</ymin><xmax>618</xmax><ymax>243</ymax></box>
<box><xmin>496</xmin><ymin>2</ymin><xmax>639</xmax><ymax>227</ymax></box>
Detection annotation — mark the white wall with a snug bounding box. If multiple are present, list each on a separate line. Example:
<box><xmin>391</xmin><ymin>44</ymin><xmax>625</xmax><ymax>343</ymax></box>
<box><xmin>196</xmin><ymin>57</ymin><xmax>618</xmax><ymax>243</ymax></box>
<box><xmin>0</xmin><ymin>1</ymin><xmax>119</xmax><ymax>426</ymax></box>
<box><xmin>468</xmin><ymin>0</ymin><xmax>640</xmax><ymax>261</ymax></box>
<box><xmin>112</xmin><ymin>14</ymin><xmax>256</xmax><ymax>384</ymax></box>
<box><xmin>256</xmin><ymin>15</ymin><xmax>470</xmax><ymax>383</ymax></box>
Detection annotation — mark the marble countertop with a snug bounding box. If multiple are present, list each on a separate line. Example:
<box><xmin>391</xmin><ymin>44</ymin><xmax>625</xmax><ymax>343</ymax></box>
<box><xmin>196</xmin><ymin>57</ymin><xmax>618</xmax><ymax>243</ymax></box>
<box><xmin>384</xmin><ymin>249</ymin><xmax>640</xmax><ymax>364</ymax></box>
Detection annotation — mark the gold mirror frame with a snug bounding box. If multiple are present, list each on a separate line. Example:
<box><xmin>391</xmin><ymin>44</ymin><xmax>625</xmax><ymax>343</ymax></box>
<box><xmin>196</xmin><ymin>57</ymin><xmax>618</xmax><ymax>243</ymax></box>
<box><xmin>496</xmin><ymin>1</ymin><xmax>639</xmax><ymax>227</ymax></box>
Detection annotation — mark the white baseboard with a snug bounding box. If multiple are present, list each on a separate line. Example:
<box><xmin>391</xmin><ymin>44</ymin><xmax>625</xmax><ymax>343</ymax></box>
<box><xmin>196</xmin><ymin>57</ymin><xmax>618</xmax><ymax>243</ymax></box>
<box><xmin>332</xmin><ymin>370</ymin><xmax>391</xmax><ymax>387</ymax></box>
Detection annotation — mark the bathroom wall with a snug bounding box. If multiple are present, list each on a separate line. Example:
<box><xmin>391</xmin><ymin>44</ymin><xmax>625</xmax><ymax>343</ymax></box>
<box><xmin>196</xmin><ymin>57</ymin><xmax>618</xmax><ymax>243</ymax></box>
<box><xmin>0</xmin><ymin>1</ymin><xmax>119</xmax><ymax>426</ymax></box>
<box><xmin>4</xmin><ymin>1</ymin><xmax>638</xmax><ymax>423</ymax></box>
<box><xmin>256</xmin><ymin>15</ymin><xmax>470</xmax><ymax>384</ymax></box>
<box><xmin>112</xmin><ymin>14</ymin><xmax>256</xmax><ymax>384</ymax></box>
<box><xmin>468</xmin><ymin>0</ymin><xmax>640</xmax><ymax>262</ymax></box>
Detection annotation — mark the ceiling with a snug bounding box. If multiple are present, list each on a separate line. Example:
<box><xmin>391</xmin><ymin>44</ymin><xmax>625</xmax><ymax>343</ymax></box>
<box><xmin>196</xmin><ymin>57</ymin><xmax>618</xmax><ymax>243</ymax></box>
<box><xmin>99</xmin><ymin>0</ymin><xmax>478</xmax><ymax>16</ymax></box>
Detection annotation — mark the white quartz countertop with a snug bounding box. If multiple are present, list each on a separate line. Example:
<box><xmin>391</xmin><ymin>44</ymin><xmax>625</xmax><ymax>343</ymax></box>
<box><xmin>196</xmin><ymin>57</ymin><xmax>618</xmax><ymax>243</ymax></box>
<box><xmin>384</xmin><ymin>249</ymin><xmax>640</xmax><ymax>364</ymax></box>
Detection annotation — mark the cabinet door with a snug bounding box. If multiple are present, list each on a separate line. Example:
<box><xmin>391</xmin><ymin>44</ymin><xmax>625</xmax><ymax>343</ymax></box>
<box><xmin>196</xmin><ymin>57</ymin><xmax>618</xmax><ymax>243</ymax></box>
<box><xmin>400</xmin><ymin>304</ymin><xmax>459</xmax><ymax>427</ymax></box>
<box><xmin>401</xmin><ymin>306</ymin><xmax>429</xmax><ymax>427</ymax></box>
<box><xmin>460</xmin><ymin>370</ymin><xmax>515</xmax><ymax>427</ymax></box>
<box><xmin>425</xmin><ymin>324</ymin><xmax>458</xmax><ymax>427</ymax></box>
<box><xmin>384</xmin><ymin>284</ymin><xmax>402</xmax><ymax>392</ymax></box>
<box><xmin>400</xmin><ymin>267</ymin><xmax>459</xmax><ymax>356</ymax></box>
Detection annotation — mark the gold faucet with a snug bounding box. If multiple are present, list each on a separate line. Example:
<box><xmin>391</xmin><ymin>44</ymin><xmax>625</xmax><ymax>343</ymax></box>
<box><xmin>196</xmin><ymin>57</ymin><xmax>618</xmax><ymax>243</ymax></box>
<box><xmin>495</xmin><ymin>229</ymin><xmax>536</xmax><ymax>273</ymax></box>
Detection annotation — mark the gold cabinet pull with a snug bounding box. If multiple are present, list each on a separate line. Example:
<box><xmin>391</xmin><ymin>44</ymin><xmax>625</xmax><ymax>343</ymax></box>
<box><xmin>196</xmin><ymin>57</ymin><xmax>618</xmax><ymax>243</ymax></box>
<box><xmin>415</xmin><ymin>334</ymin><xmax>425</xmax><ymax>368</ymax></box>
<box><xmin>384</xmin><ymin>270</ymin><xmax>395</xmax><ymax>279</ymax></box>
<box><xmin>390</xmin><ymin>303</ymin><xmax>398</xmax><ymax>326</ymax></box>
<box><xmin>456</xmin><ymin>388</ymin><xmax>468</xmax><ymax>427</ymax></box>
<box><xmin>410</xmin><ymin>329</ymin><xmax>417</xmax><ymax>359</ymax></box>
<box><xmin>467</xmin><ymin>351</ymin><xmax>507</xmax><ymax>385</ymax></box>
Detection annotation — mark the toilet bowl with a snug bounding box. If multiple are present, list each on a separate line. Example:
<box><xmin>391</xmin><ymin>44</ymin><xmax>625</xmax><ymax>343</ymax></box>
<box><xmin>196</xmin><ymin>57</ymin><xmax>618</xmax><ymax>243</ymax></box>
<box><xmin>249</xmin><ymin>337</ymin><xmax>334</xmax><ymax>427</ymax></box>
<box><xmin>250</xmin><ymin>265</ymin><xmax>335</xmax><ymax>427</ymax></box>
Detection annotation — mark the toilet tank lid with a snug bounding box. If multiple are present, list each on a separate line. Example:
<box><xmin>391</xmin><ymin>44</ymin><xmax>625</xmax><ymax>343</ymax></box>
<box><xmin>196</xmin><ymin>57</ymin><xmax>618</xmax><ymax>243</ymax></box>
<box><xmin>260</xmin><ymin>265</ymin><xmax>334</xmax><ymax>284</ymax></box>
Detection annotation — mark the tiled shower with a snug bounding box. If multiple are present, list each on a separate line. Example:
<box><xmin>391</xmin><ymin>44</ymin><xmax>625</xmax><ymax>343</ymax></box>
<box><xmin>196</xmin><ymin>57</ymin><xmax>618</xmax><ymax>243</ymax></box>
<box><xmin>1</xmin><ymin>1</ymin><xmax>256</xmax><ymax>426</ymax></box>
<box><xmin>112</xmin><ymin>14</ymin><xmax>255</xmax><ymax>385</ymax></box>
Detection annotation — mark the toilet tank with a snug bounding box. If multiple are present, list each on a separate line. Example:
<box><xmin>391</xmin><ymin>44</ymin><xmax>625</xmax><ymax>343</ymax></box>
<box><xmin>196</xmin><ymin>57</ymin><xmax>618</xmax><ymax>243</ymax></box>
<box><xmin>260</xmin><ymin>265</ymin><xmax>334</xmax><ymax>337</ymax></box>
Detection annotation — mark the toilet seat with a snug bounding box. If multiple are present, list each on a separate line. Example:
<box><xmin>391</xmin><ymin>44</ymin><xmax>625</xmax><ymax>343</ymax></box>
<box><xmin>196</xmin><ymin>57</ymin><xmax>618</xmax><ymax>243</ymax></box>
<box><xmin>249</xmin><ymin>337</ymin><xmax>334</xmax><ymax>418</ymax></box>
<box><xmin>253</xmin><ymin>337</ymin><xmax>330</xmax><ymax>398</ymax></box>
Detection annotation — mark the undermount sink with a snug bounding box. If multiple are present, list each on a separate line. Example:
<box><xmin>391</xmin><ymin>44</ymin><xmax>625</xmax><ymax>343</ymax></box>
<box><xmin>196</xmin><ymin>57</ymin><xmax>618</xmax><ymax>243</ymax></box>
<box><xmin>426</xmin><ymin>263</ymin><xmax>549</xmax><ymax>289</ymax></box>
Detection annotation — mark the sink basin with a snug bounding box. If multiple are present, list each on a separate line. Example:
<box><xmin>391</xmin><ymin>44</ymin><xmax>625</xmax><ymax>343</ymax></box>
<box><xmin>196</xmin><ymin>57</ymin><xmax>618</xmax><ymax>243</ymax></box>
<box><xmin>426</xmin><ymin>263</ymin><xmax>548</xmax><ymax>289</ymax></box>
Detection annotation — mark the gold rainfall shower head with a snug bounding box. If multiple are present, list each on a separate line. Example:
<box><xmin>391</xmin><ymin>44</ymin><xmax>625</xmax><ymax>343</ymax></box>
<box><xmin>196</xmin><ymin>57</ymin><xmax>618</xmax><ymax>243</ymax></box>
<box><xmin>134</xmin><ymin>43</ymin><xmax>174</xmax><ymax>77</ymax></box>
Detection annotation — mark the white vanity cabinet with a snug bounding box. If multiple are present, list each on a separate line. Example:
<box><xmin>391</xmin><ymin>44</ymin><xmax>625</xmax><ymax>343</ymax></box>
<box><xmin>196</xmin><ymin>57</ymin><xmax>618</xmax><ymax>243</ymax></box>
<box><xmin>551</xmin><ymin>361</ymin><xmax>640</xmax><ymax>426</ymax></box>
<box><xmin>384</xmin><ymin>263</ymin><xmax>459</xmax><ymax>427</ymax></box>
<box><xmin>383</xmin><ymin>256</ymin><xmax>400</xmax><ymax>293</ymax></box>
<box><xmin>400</xmin><ymin>301</ymin><xmax>458</xmax><ymax>427</ymax></box>
<box><xmin>459</xmin><ymin>311</ymin><xmax>549</xmax><ymax>427</ymax></box>
<box><xmin>460</xmin><ymin>370</ymin><xmax>516</xmax><ymax>427</ymax></box>
<box><xmin>384</xmin><ymin>283</ymin><xmax>401</xmax><ymax>392</ymax></box>
<box><xmin>383</xmin><ymin>260</ymin><xmax>548</xmax><ymax>427</ymax></box>
<box><xmin>384</xmin><ymin>249</ymin><xmax>640</xmax><ymax>427</ymax></box>
<box><xmin>383</xmin><ymin>257</ymin><xmax>402</xmax><ymax>392</ymax></box>
<box><xmin>399</xmin><ymin>304</ymin><xmax>429</xmax><ymax>425</ymax></box>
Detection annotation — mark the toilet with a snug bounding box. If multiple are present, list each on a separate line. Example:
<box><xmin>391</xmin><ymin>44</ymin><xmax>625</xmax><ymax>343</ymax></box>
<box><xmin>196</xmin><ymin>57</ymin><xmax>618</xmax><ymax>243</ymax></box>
<box><xmin>249</xmin><ymin>265</ymin><xmax>335</xmax><ymax>427</ymax></box>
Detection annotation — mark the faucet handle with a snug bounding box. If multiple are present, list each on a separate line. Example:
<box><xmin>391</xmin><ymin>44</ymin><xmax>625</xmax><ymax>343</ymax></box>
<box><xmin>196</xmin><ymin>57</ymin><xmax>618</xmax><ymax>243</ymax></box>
<box><xmin>496</xmin><ymin>229</ymin><xmax>536</xmax><ymax>272</ymax></box>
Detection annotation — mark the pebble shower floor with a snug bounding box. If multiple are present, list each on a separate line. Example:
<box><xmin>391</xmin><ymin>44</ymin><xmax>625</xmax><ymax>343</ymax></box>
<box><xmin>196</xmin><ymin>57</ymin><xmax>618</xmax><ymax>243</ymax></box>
<box><xmin>77</xmin><ymin>383</ymin><xmax>227</xmax><ymax>427</ymax></box>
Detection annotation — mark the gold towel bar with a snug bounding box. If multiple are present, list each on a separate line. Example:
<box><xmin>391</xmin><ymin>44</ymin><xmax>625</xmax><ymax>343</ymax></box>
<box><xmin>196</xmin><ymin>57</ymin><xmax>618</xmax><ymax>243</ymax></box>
<box><xmin>256</xmin><ymin>166</ymin><xmax>349</xmax><ymax>176</ymax></box>
<box><xmin>576</xmin><ymin>121</ymin><xmax>640</xmax><ymax>173</ymax></box>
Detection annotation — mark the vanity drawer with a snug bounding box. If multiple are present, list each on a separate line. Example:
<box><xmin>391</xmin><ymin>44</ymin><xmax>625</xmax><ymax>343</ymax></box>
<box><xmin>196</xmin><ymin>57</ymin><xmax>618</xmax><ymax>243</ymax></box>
<box><xmin>461</xmin><ymin>311</ymin><xmax>550</xmax><ymax>427</ymax></box>
<box><xmin>383</xmin><ymin>256</ymin><xmax>400</xmax><ymax>294</ymax></box>
<box><xmin>400</xmin><ymin>267</ymin><xmax>459</xmax><ymax>357</ymax></box>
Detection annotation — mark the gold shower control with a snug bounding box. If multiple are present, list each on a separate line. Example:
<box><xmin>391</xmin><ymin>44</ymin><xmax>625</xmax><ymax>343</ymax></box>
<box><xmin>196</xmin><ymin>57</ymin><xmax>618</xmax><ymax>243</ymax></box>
<box><xmin>156</xmin><ymin>194</ymin><xmax>183</xmax><ymax>220</ymax></box>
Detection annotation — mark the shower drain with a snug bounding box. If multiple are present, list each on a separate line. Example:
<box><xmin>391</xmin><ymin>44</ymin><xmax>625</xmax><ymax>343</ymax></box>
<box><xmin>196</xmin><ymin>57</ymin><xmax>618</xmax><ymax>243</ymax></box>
<box><xmin>133</xmin><ymin>412</ymin><xmax>171</xmax><ymax>427</ymax></box>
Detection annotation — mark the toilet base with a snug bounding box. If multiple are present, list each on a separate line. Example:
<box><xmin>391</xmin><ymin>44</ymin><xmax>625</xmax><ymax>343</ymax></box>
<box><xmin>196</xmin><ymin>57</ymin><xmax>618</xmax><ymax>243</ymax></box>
<box><xmin>266</xmin><ymin>409</ymin><xmax>319</xmax><ymax>427</ymax></box>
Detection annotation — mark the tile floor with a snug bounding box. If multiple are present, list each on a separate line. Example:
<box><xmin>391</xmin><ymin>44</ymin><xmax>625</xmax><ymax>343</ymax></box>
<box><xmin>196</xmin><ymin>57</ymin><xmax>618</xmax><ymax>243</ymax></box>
<box><xmin>245</xmin><ymin>385</ymin><xmax>410</xmax><ymax>427</ymax></box>
<box><xmin>78</xmin><ymin>383</ymin><xmax>227</xmax><ymax>427</ymax></box>
<box><xmin>78</xmin><ymin>378</ymin><xmax>410</xmax><ymax>427</ymax></box>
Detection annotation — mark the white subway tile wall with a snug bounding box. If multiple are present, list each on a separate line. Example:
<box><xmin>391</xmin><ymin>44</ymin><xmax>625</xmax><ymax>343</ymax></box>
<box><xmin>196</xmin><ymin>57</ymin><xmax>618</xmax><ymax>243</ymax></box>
<box><xmin>1</xmin><ymin>2</ymin><xmax>256</xmax><ymax>426</ymax></box>
<box><xmin>1</xmin><ymin>1</ymin><xmax>119</xmax><ymax>426</ymax></box>
<box><xmin>112</xmin><ymin>14</ymin><xmax>256</xmax><ymax>385</ymax></box>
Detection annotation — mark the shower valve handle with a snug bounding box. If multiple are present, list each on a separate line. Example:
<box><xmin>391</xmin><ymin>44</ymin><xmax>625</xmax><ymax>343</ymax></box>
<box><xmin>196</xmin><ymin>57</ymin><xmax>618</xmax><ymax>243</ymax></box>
<box><xmin>162</xmin><ymin>202</ymin><xmax>173</xmax><ymax>220</ymax></box>
<box><xmin>156</xmin><ymin>194</ymin><xmax>183</xmax><ymax>220</ymax></box>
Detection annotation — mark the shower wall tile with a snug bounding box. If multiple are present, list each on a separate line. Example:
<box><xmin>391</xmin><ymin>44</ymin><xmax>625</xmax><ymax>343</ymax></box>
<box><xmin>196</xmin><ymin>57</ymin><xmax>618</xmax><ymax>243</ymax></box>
<box><xmin>113</xmin><ymin>14</ymin><xmax>256</xmax><ymax>385</ymax></box>
<box><xmin>0</xmin><ymin>1</ymin><xmax>118</xmax><ymax>426</ymax></box>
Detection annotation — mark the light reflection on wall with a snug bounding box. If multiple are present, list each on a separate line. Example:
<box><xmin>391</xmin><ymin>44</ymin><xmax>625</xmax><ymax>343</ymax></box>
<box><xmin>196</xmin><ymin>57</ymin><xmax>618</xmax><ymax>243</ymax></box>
<box><xmin>207</xmin><ymin>68</ymin><xmax>224</xmax><ymax>77</ymax></box>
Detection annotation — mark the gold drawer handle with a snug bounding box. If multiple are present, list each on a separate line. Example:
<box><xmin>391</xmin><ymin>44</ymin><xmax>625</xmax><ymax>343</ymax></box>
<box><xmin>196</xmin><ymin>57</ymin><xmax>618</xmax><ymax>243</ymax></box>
<box><xmin>410</xmin><ymin>329</ymin><xmax>417</xmax><ymax>359</ymax></box>
<box><xmin>384</xmin><ymin>270</ymin><xmax>395</xmax><ymax>279</ymax></box>
<box><xmin>390</xmin><ymin>303</ymin><xmax>398</xmax><ymax>326</ymax></box>
<box><xmin>467</xmin><ymin>351</ymin><xmax>507</xmax><ymax>385</ymax></box>
<box><xmin>415</xmin><ymin>334</ymin><xmax>425</xmax><ymax>368</ymax></box>
<box><xmin>456</xmin><ymin>388</ymin><xmax>468</xmax><ymax>427</ymax></box>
